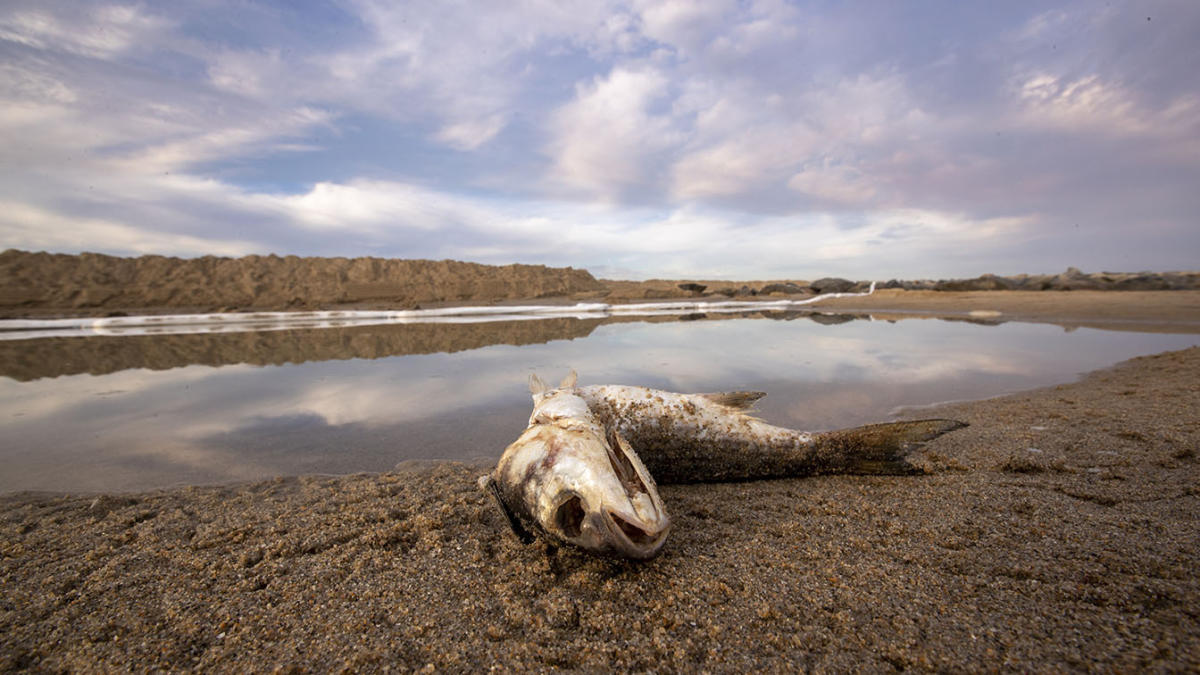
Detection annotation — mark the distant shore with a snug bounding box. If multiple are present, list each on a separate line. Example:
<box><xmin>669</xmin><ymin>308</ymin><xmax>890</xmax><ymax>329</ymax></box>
<box><xmin>3</xmin><ymin>249</ymin><xmax>1199</xmax><ymax>319</ymax></box>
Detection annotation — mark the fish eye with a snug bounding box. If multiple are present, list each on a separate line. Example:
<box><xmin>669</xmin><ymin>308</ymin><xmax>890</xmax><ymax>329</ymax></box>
<box><xmin>555</xmin><ymin>495</ymin><xmax>585</xmax><ymax>538</ymax></box>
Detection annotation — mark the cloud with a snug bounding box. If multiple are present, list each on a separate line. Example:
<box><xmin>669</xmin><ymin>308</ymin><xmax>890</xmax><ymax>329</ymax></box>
<box><xmin>1015</xmin><ymin>72</ymin><xmax>1200</xmax><ymax>143</ymax></box>
<box><xmin>120</xmin><ymin>107</ymin><xmax>333</xmax><ymax>173</ymax></box>
<box><xmin>206</xmin><ymin>47</ymin><xmax>289</xmax><ymax>99</ymax></box>
<box><xmin>0</xmin><ymin>201</ymin><xmax>257</xmax><ymax>257</ymax></box>
<box><xmin>547</xmin><ymin>66</ymin><xmax>683</xmax><ymax>199</ymax></box>
<box><xmin>787</xmin><ymin>163</ymin><xmax>878</xmax><ymax>205</ymax></box>
<box><xmin>669</xmin><ymin>103</ymin><xmax>815</xmax><ymax>200</ymax></box>
<box><xmin>0</xmin><ymin>1</ymin><xmax>1197</xmax><ymax>278</ymax></box>
<box><xmin>264</xmin><ymin>180</ymin><xmax>486</xmax><ymax>234</ymax></box>
<box><xmin>305</xmin><ymin>0</ymin><xmax>638</xmax><ymax>150</ymax></box>
<box><xmin>0</xmin><ymin>62</ymin><xmax>76</xmax><ymax>103</ymax></box>
<box><xmin>435</xmin><ymin>115</ymin><xmax>507</xmax><ymax>151</ymax></box>
<box><xmin>635</xmin><ymin>0</ymin><xmax>737</xmax><ymax>56</ymax></box>
<box><xmin>665</xmin><ymin>71</ymin><xmax>930</xmax><ymax>210</ymax></box>
<box><xmin>0</xmin><ymin>4</ymin><xmax>167</xmax><ymax>59</ymax></box>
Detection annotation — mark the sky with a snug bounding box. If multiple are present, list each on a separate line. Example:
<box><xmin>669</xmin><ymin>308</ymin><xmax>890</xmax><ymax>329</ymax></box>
<box><xmin>1</xmin><ymin>1</ymin><xmax>1197</xmax><ymax>280</ymax></box>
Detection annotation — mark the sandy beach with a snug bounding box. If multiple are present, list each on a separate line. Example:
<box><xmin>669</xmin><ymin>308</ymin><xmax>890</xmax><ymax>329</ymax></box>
<box><xmin>2</xmin><ymin>253</ymin><xmax>1198</xmax><ymax>670</ymax></box>
<box><xmin>2</xmin><ymin>340</ymin><xmax>1198</xmax><ymax>669</ymax></box>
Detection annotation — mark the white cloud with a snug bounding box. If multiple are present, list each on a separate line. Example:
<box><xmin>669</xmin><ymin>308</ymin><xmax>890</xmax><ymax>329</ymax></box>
<box><xmin>634</xmin><ymin>0</ymin><xmax>736</xmax><ymax>55</ymax></box>
<box><xmin>671</xmin><ymin>123</ymin><xmax>813</xmax><ymax>198</ymax></box>
<box><xmin>787</xmin><ymin>162</ymin><xmax>878</xmax><ymax>205</ymax></box>
<box><xmin>265</xmin><ymin>180</ymin><xmax>481</xmax><ymax>233</ymax></box>
<box><xmin>588</xmin><ymin>11</ymin><xmax>644</xmax><ymax>56</ymax></box>
<box><xmin>207</xmin><ymin>48</ymin><xmax>288</xmax><ymax>99</ymax></box>
<box><xmin>435</xmin><ymin>115</ymin><xmax>507</xmax><ymax>151</ymax></box>
<box><xmin>547</xmin><ymin>67</ymin><xmax>683</xmax><ymax>198</ymax></box>
<box><xmin>0</xmin><ymin>5</ymin><xmax>167</xmax><ymax>59</ymax></box>
<box><xmin>667</xmin><ymin>72</ymin><xmax>929</xmax><ymax>205</ymax></box>
<box><xmin>0</xmin><ymin>201</ymin><xmax>257</xmax><ymax>257</ymax></box>
<box><xmin>0</xmin><ymin>51</ymin><xmax>333</xmax><ymax>177</ymax></box>
<box><xmin>1016</xmin><ymin>9</ymin><xmax>1070</xmax><ymax>41</ymax></box>
<box><xmin>0</xmin><ymin>62</ymin><xmax>76</xmax><ymax>103</ymax></box>
<box><xmin>1015</xmin><ymin>72</ymin><xmax>1200</xmax><ymax>142</ymax></box>
<box><xmin>705</xmin><ymin>0</ymin><xmax>802</xmax><ymax>59</ymax></box>
<box><xmin>309</xmin><ymin>0</ymin><xmax>635</xmax><ymax>149</ymax></box>
<box><xmin>1017</xmin><ymin>73</ymin><xmax>1141</xmax><ymax>133</ymax></box>
<box><xmin>117</xmin><ymin>106</ymin><xmax>333</xmax><ymax>172</ymax></box>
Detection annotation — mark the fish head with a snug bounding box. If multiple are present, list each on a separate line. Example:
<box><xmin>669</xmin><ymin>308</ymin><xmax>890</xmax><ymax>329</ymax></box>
<box><xmin>537</xmin><ymin>427</ymin><xmax>670</xmax><ymax>559</ymax></box>
<box><xmin>491</xmin><ymin>373</ymin><xmax>670</xmax><ymax>559</ymax></box>
<box><xmin>497</xmin><ymin>424</ymin><xmax>670</xmax><ymax>560</ymax></box>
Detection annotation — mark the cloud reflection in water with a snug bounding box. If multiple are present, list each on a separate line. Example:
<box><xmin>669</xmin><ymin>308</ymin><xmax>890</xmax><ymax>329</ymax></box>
<box><xmin>0</xmin><ymin>316</ymin><xmax>1195</xmax><ymax>494</ymax></box>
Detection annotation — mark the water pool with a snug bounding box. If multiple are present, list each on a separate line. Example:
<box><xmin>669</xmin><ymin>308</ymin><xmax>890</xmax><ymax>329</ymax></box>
<box><xmin>1</xmin><ymin>312</ymin><xmax>1195</xmax><ymax>493</ymax></box>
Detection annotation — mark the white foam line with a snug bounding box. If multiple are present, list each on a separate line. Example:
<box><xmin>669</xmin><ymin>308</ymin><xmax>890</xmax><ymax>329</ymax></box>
<box><xmin>0</xmin><ymin>283</ymin><xmax>875</xmax><ymax>340</ymax></box>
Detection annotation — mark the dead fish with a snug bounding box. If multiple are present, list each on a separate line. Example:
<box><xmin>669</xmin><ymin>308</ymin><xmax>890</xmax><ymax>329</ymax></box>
<box><xmin>575</xmin><ymin>384</ymin><xmax>967</xmax><ymax>484</ymax></box>
<box><xmin>478</xmin><ymin>371</ymin><xmax>670</xmax><ymax>559</ymax></box>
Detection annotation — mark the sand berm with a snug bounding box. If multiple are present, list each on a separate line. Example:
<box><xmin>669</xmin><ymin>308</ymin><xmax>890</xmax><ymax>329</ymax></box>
<box><xmin>0</xmin><ymin>250</ymin><xmax>606</xmax><ymax>316</ymax></box>
<box><xmin>7</xmin><ymin>249</ymin><xmax>1198</xmax><ymax>319</ymax></box>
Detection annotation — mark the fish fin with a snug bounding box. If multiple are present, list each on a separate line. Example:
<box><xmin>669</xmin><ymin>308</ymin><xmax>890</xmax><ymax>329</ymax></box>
<box><xmin>696</xmin><ymin>391</ymin><xmax>767</xmax><ymax>411</ymax></box>
<box><xmin>529</xmin><ymin>373</ymin><xmax>547</xmax><ymax>395</ymax></box>
<box><xmin>481</xmin><ymin>474</ymin><xmax>535</xmax><ymax>545</ymax></box>
<box><xmin>560</xmin><ymin>370</ymin><xmax>578</xmax><ymax>388</ymax></box>
<box><xmin>820</xmin><ymin>418</ymin><xmax>968</xmax><ymax>475</ymax></box>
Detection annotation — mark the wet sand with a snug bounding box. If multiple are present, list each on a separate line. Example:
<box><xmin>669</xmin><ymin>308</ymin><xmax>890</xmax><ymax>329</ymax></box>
<box><xmin>815</xmin><ymin>288</ymin><xmax>1200</xmax><ymax>334</ymax></box>
<box><xmin>2</xmin><ymin>342</ymin><xmax>1198</xmax><ymax>670</ymax></box>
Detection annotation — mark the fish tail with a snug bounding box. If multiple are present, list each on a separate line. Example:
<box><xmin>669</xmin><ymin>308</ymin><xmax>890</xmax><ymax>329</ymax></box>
<box><xmin>816</xmin><ymin>419</ymin><xmax>967</xmax><ymax>474</ymax></box>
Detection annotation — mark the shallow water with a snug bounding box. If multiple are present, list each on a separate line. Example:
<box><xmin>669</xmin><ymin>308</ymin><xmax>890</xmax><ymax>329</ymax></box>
<box><xmin>1</xmin><ymin>313</ymin><xmax>1195</xmax><ymax>494</ymax></box>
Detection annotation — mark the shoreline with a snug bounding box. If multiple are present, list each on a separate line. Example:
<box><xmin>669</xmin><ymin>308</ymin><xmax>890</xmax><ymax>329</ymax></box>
<box><xmin>4</xmin><ymin>249</ymin><xmax>1199</xmax><ymax>322</ymax></box>
<box><xmin>5</xmin><ymin>290</ymin><xmax>1200</xmax><ymax>336</ymax></box>
<box><xmin>2</xmin><ymin>345</ymin><xmax>1198</xmax><ymax>670</ymax></box>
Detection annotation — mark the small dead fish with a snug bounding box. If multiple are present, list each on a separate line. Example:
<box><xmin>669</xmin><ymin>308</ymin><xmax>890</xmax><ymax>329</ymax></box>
<box><xmin>576</xmin><ymin>384</ymin><xmax>967</xmax><ymax>484</ymax></box>
<box><xmin>478</xmin><ymin>371</ymin><xmax>670</xmax><ymax>559</ymax></box>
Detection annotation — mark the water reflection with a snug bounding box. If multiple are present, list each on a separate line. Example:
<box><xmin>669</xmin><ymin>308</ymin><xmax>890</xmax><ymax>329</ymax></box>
<box><xmin>0</xmin><ymin>310</ymin><xmax>1020</xmax><ymax>382</ymax></box>
<box><xmin>0</xmin><ymin>316</ymin><xmax>1195</xmax><ymax>494</ymax></box>
<box><xmin>0</xmin><ymin>317</ymin><xmax>608</xmax><ymax>381</ymax></box>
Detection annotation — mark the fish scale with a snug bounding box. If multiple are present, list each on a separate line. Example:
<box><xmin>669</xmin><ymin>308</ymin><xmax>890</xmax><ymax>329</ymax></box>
<box><xmin>576</xmin><ymin>384</ymin><xmax>965</xmax><ymax>484</ymax></box>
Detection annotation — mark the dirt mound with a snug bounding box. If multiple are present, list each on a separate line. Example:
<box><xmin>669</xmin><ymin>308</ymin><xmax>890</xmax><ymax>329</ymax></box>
<box><xmin>0</xmin><ymin>250</ymin><xmax>605</xmax><ymax>315</ymax></box>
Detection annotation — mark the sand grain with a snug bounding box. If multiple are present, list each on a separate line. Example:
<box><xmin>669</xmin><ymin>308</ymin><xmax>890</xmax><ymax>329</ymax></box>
<box><xmin>2</xmin><ymin>348</ymin><xmax>1197</xmax><ymax>671</ymax></box>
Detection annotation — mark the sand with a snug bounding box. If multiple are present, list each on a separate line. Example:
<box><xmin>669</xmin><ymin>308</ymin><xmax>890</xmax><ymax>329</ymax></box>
<box><xmin>0</xmin><ymin>250</ymin><xmax>606</xmax><ymax>317</ymax></box>
<box><xmin>2</xmin><ymin>342</ymin><xmax>1198</xmax><ymax>670</ymax></box>
<box><xmin>5</xmin><ymin>250</ymin><xmax>1199</xmax><ymax>329</ymax></box>
<box><xmin>815</xmin><ymin>288</ymin><xmax>1200</xmax><ymax>334</ymax></box>
<box><xmin>3</xmin><ymin>252</ymin><xmax>1198</xmax><ymax>669</ymax></box>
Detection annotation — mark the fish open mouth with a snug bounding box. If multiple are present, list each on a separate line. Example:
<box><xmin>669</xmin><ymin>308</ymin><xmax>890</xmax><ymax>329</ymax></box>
<box><xmin>554</xmin><ymin>494</ymin><xmax>667</xmax><ymax>556</ymax></box>
<box><xmin>604</xmin><ymin>509</ymin><xmax>668</xmax><ymax>557</ymax></box>
<box><xmin>608</xmin><ymin>511</ymin><xmax>663</xmax><ymax>546</ymax></box>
